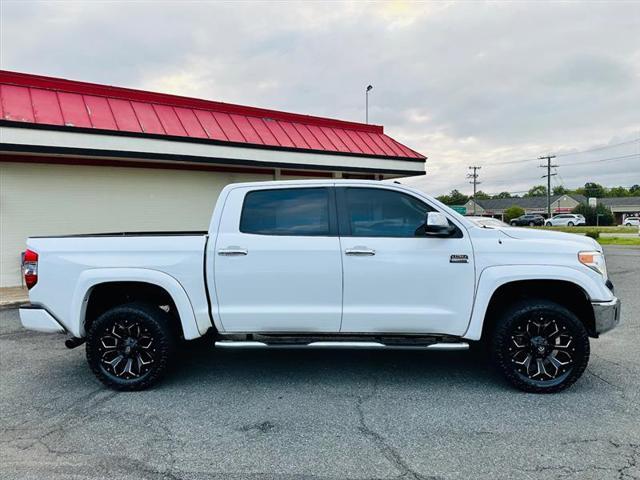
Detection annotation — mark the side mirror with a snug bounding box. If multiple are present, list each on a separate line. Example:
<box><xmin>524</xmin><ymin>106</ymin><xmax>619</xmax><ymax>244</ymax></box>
<box><xmin>421</xmin><ymin>212</ymin><xmax>453</xmax><ymax>236</ymax></box>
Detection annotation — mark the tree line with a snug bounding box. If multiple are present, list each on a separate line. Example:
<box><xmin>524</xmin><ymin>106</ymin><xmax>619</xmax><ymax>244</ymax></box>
<box><xmin>437</xmin><ymin>182</ymin><xmax>640</xmax><ymax>206</ymax></box>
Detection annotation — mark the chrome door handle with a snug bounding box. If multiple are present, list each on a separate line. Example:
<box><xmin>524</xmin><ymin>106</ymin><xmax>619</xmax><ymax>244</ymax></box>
<box><xmin>345</xmin><ymin>247</ymin><xmax>376</xmax><ymax>256</ymax></box>
<box><xmin>218</xmin><ymin>248</ymin><xmax>248</xmax><ymax>256</ymax></box>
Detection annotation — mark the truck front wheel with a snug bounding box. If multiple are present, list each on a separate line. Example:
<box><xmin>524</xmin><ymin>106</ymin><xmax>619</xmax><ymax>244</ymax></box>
<box><xmin>86</xmin><ymin>302</ymin><xmax>176</xmax><ymax>391</ymax></box>
<box><xmin>491</xmin><ymin>300</ymin><xmax>590</xmax><ymax>393</ymax></box>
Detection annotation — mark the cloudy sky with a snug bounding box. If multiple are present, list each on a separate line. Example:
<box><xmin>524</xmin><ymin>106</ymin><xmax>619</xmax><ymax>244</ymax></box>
<box><xmin>1</xmin><ymin>0</ymin><xmax>639</xmax><ymax>195</ymax></box>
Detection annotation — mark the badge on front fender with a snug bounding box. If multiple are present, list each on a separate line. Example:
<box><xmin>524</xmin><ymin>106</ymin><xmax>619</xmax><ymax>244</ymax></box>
<box><xmin>450</xmin><ymin>254</ymin><xmax>469</xmax><ymax>263</ymax></box>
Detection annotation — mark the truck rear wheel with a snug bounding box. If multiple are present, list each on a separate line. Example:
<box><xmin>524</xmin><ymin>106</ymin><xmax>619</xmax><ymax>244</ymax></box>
<box><xmin>491</xmin><ymin>300</ymin><xmax>590</xmax><ymax>393</ymax></box>
<box><xmin>86</xmin><ymin>302</ymin><xmax>176</xmax><ymax>391</ymax></box>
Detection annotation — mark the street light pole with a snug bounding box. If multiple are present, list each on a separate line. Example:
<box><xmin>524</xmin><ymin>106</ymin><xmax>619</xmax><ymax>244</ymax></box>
<box><xmin>365</xmin><ymin>85</ymin><xmax>373</xmax><ymax>124</ymax></box>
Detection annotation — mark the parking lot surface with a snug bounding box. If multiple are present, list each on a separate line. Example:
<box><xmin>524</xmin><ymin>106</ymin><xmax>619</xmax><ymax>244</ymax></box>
<box><xmin>1</xmin><ymin>246</ymin><xmax>639</xmax><ymax>480</ymax></box>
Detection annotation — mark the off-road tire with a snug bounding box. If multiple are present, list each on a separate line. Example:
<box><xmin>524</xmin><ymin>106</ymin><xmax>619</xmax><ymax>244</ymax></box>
<box><xmin>491</xmin><ymin>299</ymin><xmax>590</xmax><ymax>393</ymax></box>
<box><xmin>86</xmin><ymin>302</ymin><xmax>176</xmax><ymax>391</ymax></box>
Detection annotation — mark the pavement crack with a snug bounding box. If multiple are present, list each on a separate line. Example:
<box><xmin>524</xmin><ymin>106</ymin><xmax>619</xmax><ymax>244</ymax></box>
<box><xmin>617</xmin><ymin>442</ymin><xmax>640</xmax><ymax>480</ymax></box>
<box><xmin>354</xmin><ymin>377</ymin><xmax>438</xmax><ymax>480</ymax></box>
<box><xmin>587</xmin><ymin>367</ymin><xmax>622</xmax><ymax>390</ymax></box>
<box><xmin>592</xmin><ymin>352</ymin><xmax>637</xmax><ymax>374</ymax></box>
<box><xmin>556</xmin><ymin>438</ymin><xmax>640</xmax><ymax>480</ymax></box>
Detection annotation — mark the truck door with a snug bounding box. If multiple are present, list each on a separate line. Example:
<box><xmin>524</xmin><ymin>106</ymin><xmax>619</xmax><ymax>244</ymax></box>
<box><xmin>337</xmin><ymin>186</ymin><xmax>475</xmax><ymax>336</ymax></box>
<box><xmin>212</xmin><ymin>185</ymin><xmax>342</xmax><ymax>333</ymax></box>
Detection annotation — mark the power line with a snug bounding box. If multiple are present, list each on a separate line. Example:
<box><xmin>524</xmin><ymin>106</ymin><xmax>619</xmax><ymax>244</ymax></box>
<box><xmin>492</xmin><ymin>137</ymin><xmax>640</xmax><ymax>166</ymax></box>
<box><xmin>560</xmin><ymin>153</ymin><xmax>640</xmax><ymax>167</ymax></box>
<box><xmin>539</xmin><ymin>155</ymin><xmax>558</xmax><ymax>218</ymax></box>
<box><xmin>555</xmin><ymin>138</ymin><xmax>640</xmax><ymax>157</ymax></box>
<box><xmin>492</xmin><ymin>156</ymin><xmax>539</xmax><ymax>166</ymax></box>
<box><xmin>467</xmin><ymin>166</ymin><xmax>482</xmax><ymax>214</ymax></box>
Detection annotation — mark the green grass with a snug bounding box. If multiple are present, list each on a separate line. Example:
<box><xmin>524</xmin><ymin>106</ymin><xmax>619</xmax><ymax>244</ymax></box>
<box><xmin>597</xmin><ymin>237</ymin><xmax>640</xmax><ymax>246</ymax></box>
<box><xmin>533</xmin><ymin>226</ymin><xmax>637</xmax><ymax>234</ymax></box>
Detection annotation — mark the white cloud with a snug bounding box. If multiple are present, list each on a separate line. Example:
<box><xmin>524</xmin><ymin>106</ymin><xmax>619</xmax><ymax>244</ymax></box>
<box><xmin>1</xmin><ymin>0</ymin><xmax>639</xmax><ymax>195</ymax></box>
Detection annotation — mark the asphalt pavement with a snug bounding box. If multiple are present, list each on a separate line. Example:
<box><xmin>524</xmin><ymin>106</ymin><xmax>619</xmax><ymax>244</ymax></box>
<box><xmin>1</xmin><ymin>246</ymin><xmax>639</xmax><ymax>480</ymax></box>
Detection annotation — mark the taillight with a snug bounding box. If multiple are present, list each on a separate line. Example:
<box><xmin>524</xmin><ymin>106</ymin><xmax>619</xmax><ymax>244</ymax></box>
<box><xmin>23</xmin><ymin>249</ymin><xmax>38</xmax><ymax>289</ymax></box>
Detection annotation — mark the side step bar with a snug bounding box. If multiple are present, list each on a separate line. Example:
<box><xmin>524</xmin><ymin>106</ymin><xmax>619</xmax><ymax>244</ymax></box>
<box><xmin>215</xmin><ymin>340</ymin><xmax>469</xmax><ymax>351</ymax></box>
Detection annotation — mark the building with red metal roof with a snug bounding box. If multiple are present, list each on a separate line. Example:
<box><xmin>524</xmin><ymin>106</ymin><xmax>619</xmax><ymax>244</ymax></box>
<box><xmin>0</xmin><ymin>70</ymin><xmax>426</xmax><ymax>286</ymax></box>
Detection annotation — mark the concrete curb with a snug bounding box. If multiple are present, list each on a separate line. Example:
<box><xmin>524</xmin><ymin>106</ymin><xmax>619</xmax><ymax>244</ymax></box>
<box><xmin>0</xmin><ymin>301</ymin><xmax>28</xmax><ymax>310</ymax></box>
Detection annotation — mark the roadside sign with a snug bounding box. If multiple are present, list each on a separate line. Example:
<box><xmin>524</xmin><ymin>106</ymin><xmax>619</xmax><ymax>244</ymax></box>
<box><xmin>588</xmin><ymin>197</ymin><xmax>597</xmax><ymax>207</ymax></box>
<box><xmin>451</xmin><ymin>205</ymin><xmax>467</xmax><ymax>215</ymax></box>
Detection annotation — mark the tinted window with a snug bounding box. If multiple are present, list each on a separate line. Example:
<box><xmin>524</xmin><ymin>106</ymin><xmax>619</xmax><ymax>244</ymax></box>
<box><xmin>344</xmin><ymin>188</ymin><xmax>433</xmax><ymax>237</ymax></box>
<box><xmin>240</xmin><ymin>188</ymin><xmax>330</xmax><ymax>236</ymax></box>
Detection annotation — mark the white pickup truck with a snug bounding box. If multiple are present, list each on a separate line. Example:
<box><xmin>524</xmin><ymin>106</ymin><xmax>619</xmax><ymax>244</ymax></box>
<box><xmin>19</xmin><ymin>180</ymin><xmax>620</xmax><ymax>393</ymax></box>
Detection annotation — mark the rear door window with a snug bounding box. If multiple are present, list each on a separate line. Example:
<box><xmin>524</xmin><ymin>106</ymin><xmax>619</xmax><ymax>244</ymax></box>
<box><xmin>240</xmin><ymin>188</ymin><xmax>331</xmax><ymax>236</ymax></box>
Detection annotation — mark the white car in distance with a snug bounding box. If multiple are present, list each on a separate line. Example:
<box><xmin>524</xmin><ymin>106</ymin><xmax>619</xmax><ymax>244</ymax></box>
<box><xmin>623</xmin><ymin>216</ymin><xmax>639</xmax><ymax>227</ymax></box>
<box><xmin>545</xmin><ymin>214</ymin><xmax>586</xmax><ymax>227</ymax></box>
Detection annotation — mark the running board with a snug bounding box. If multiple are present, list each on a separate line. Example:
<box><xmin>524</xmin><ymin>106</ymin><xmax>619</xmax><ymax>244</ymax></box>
<box><xmin>214</xmin><ymin>340</ymin><xmax>469</xmax><ymax>351</ymax></box>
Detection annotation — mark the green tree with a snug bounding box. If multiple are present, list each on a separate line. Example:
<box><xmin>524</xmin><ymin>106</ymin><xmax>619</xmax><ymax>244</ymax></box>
<box><xmin>504</xmin><ymin>205</ymin><xmax>525</xmax><ymax>222</ymax></box>
<box><xmin>607</xmin><ymin>186</ymin><xmax>629</xmax><ymax>197</ymax></box>
<box><xmin>572</xmin><ymin>203</ymin><xmax>614</xmax><ymax>226</ymax></box>
<box><xmin>493</xmin><ymin>191</ymin><xmax>512</xmax><ymax>199</ymax></box>
<box><xmin>525</xmin><ymin>185</ymin><xmax>547</xmax><ymax>197</ymax></box>
<box><xmin>437</xmin><ymin>189</ymin><xmax>469</xmax><ymax>205</ymax></box>
<box><xmin>552</xmin><ymin>185</ymin><xmax>569</xmax><ymax>195</ymax></box>
<box><xmin>474</xmin><ymin>190</ymin><xmax>491</xmax><ymax>200</ymax></box>
<box><xmin>630</xmin><ymin>184</ymin><xmax>640</xmax><ymax>195</ymax></box>
<box><xmin>583</xmin><ymin>182</ymin><xmax>606</xmax><ymax>198</ymax></box>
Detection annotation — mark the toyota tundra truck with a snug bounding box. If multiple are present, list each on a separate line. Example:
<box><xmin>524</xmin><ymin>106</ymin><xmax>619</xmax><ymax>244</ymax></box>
<box><xmin>19</xmin><ymin>180</ymin><xmax>621</xmax><ymax>393</ymax></box>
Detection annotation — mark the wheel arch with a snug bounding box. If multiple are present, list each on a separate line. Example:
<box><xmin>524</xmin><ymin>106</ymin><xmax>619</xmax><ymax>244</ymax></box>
<box><xmin>464</xmin><ymin>265</ymin><xmax>611</xmax><ymax>341</ymax></box>
<box><xmin>480</xmin><ymin>280</ymin><xmax>595</xmax><ymax>340</ymax></box>
<box><xmin>72</xmin><ymin>268</ymin><xmax>202</xmax><ymax>340</ymax></box>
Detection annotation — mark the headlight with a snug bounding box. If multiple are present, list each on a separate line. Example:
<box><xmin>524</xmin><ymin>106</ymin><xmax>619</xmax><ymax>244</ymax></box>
<box><xmin>578</xmin><ymin>251</ymin><xmax>608</xmax><ymax>279</ymax></box>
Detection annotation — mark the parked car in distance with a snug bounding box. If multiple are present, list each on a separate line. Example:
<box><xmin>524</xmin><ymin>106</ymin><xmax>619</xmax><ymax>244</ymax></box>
<box><xmin>623</xmin><ymin>216</ymin><xmax>640</xmax><ymax>226</ymax></box>
<box><xmin>545</xmin><ymin>214</ymin><xmax>586</xmax><ymax>227</ymax></box>
<box><xmin>19</xmin><ymin>180</ymin><xmax>620</xmax><ymax>394</ymax></box>
<box><xmin>467</xmin><ymin>216</ymin><xmax>510</xmax><ymax>228</ymax></box>
<box><xmin>510</xmin><ymin>214</ymin><xmax>545</xmax><ymax>227</ymax></box>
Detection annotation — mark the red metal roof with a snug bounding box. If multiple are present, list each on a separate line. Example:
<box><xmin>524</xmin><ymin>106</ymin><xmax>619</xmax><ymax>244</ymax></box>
<box><xmin>0</xmin><ymin>70</ymin><xmax>425</xmax><ymax>160</ymax></box>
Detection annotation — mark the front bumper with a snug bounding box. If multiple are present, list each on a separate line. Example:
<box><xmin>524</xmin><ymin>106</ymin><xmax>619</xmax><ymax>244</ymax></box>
<box><xmin>19</xmin><ymin>306</ymin><xmax>66</xmax><ymax>333</ymax></box>
<box><xmin>592</xmin><ymin>297</ymin><xmax>621</xmax><ymax>335</ymax></box>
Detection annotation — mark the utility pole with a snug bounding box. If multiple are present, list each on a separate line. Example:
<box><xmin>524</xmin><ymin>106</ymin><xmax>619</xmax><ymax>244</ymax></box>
<box><xmin>467</xmin><ymin>166</ymin><xmax>482</xmax><ymax>215</ymax></box>
<box><xmin>539</xmin><ymin>155</ymin><xmax>558</xmax><ymax>219</ymax></box>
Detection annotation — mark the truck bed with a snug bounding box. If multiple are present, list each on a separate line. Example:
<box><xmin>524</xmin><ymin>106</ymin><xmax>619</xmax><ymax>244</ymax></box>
<box><xmin>25</xmin><ymin>233</ymin><xmax>212</xmax><ymax>339</ymax></box>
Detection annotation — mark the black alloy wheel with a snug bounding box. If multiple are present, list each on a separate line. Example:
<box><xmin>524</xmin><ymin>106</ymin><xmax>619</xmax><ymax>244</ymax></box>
<box><xmin>86</xmin><ymin>302</ymin><xmax>176</xmax><ymax>391</ymax></box>
<box><xmin>492</xmin><ymin>300</ymin><xmax>590</xmax><ymax>393</ymax></box>
<box><xmin>97</xmin><ymin>320</ymin><xmax>155</xmax><ymax>379</ymax></box>
<box><xmin>567</xmin><ymin>221</ymin><xmax>575</xmax><ymax>227</ymax></box>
